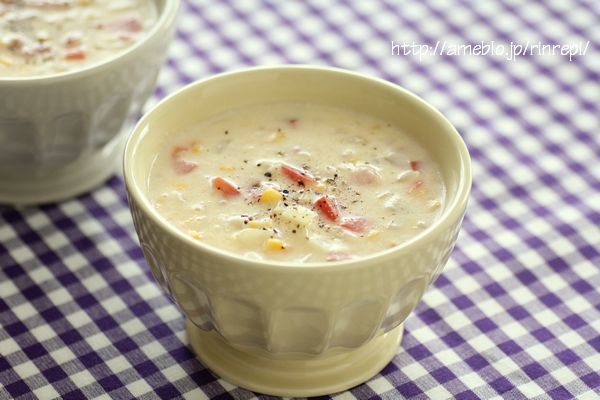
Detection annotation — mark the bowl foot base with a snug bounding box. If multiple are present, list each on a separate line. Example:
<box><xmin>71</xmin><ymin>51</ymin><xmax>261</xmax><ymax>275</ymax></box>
<box><xmin>186</xmin><ymin>319</ymin><xmax>404</xmax><ymax>397</ymax></box>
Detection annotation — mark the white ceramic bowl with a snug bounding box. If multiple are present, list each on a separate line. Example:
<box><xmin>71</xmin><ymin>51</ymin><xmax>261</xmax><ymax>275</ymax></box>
<box><xmin>124</xmin><ymin>66</ymin><xmax>471</xmax><ymax>397</ymax></box>
<box><xmin>0</xmin><ymin>0</ymin><xmax>179</xmax><ymax>205</ymax></box>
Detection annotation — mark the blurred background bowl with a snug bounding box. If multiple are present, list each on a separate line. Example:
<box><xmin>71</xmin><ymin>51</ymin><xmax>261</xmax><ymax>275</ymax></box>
<box><xmin>0</xmin><ymin>0</ymin><xmax>180</xmax><ymax>205</ymax></box>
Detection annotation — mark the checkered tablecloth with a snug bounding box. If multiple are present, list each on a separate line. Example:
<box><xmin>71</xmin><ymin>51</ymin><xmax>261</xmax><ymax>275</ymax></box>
<box><xmin>1</xmin><ymin>0</ymin><xmax>599</xmax><ymax>399</ymax></box>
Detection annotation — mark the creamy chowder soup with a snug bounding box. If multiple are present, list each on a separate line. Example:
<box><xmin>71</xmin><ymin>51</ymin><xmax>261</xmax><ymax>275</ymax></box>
<box><xmin>0</xmin><ymin>0</ymin><xmax>156</xmax><ymax>77</ymax></box>
<box><xmin>148</xmin><ymin>103</ymin><xmax>445</xmax><ymax>263</ymax></box>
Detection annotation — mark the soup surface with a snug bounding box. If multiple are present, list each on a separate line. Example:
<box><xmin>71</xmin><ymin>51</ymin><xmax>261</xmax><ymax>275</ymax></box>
<box><xmin>0</xmin><ymin>0</ymin><xmax>156</xmax><ymax>77</ymax></box>
<box><xmin>148</xmin><ymin>103</ymin><xmax>445</xmax><ymax>263</ymax></box>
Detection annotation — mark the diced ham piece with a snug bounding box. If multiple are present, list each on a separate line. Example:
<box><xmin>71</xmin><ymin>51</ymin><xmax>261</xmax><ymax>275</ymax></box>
<box><xmin>171</xmin><ymin>144</ymin><xmax>198</xmax><ymax>175</ymax></box>
<box><xmin>326</xmin><ymin>252</ymin><xmax>354</xmax><ymax>262</ymax></box>
<box><xmin>63</xmin><ymin>32</ymin><xmax>82</xmax><ymax>47</ymax></box>
<box><xmin>340</xmin><ymin>216</ymin><xmax>369</xmax><ymax>233</ymax></box>
<box><xmin>114</xmin><ymin>17</ymin><xmax>143</xmax><ymax>32</ymax></box>
<box><xmin>351</xmin><ymin>165</ymin><xmax>381</xmax><ymax>185</ymax></box>
<box><xmin>173</xmin><ymin>159</ymin><xmax>197</xmax><ymax>175</ymax></box>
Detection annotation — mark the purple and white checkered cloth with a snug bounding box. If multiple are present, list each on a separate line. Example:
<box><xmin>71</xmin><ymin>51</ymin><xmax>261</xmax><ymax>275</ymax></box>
<box><xmin>1</xmin><ymin>0</ymin><xmax>599</xmax><ymax>399</ymax></box>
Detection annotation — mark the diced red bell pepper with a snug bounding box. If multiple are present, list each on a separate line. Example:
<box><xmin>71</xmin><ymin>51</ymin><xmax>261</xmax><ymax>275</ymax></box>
<box><xmin>340</xmin><ymin>216</ymin><xmax>369</xmax><ymax>233</ymax></box>
<box><xmin>281</xmin><ymin>164</ymin><xmax>316</xmax><ymax>186</ymax></box>
<box><xmin>65</xmin><ymin>49</ymin><xmax>85</xmax><ymax>60</ymax></box>
<box><xmin>410</xmin><ymin>161</ymin><xmax>420</xmax><ymax>171</ymax></box>
<box><xmin>212</xmin><ymin>177</ymin><xmax>240</xmax><ymax>196</ymax></box>
<box><xmin>314</xmin><ymin>195</ymin><xmax>340</xmax><ymax>221</ymax></box>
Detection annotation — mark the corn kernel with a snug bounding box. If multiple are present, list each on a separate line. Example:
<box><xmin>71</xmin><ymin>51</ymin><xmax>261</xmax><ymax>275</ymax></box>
<box><xmin>268</xmin><ymin>130</ymin><xmax>286</xmax><ymax>142</ymax></box>
<box><xmin>367</xmin><ymin>230</ymin><xmax>380</xmax><ymax>239</ymax></box>
<box><xmin>191</xmin><ymin>145</ymin><xmax>202</xmax><ymax>153</ymax></box>
<box><xmin>260</xmin><ymin>188</ymin><xmax>283</xmax><ymax>203</ymax></box>
<box><xmin>428</xmin><ymin>200</ymin><xmax>441</xmax><ymax>210</ymax></box>
<box><xmin>248</xmin><ymin>219</ymin><xmax>273</xmax><ymax>229</ymax></box>
<box><xmin>264</xmin><ymin>238</ymin><xmax>286</xmax><ymax>250</ymax></box>
<box><xmin>175</xmin><ymin>182</ymin><xmax>188</xmax><ymax>191</ymax></box>
<box><xmin>188</xmin><ymin>230</ymin><xmax>202</xmax><ymax>240</ymax></box>
<box><xmin>219</xmin><ymin>165</ymin><xmax>235</xmax><ymax>171</ymax></box>
<box><xmin>313</xmin><ymin>181</ymin><xmax>326</xmax><ymax>192</ymax></box>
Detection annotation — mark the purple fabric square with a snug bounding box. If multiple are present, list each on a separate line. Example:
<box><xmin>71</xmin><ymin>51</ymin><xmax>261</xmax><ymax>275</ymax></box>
<box><xmin>114</xmin><ymin>337</ymin><xmax>137</xmax><ymax>354</ymax></box>
<box><xmin>499</xmin><ymin>340</ymin><xmax>523</xmax><ymax>356</ymax></box>
<box><xmin>44</xmin><ymin>366</ymin><xmax>68</xmax><ymax>383</ymax></box>
<box><xmin>523</xmin><ymin>362</ymin><xmax>549</xmax><ymax>380</ymax></box>
<box><xmin>5</xmin><ymin>381</ymin><xmax>31</xmax><ymax>398</ymax></box>
<box><xmin>430</xmin><ymin>366</ymin><xmax>457</xmax><ymax>384</ymax></box>
<box><xmin>405</xmin><ymin>343</ymin><xmax>434</xmax><ymax>361</ymax></box>
<box><xmin>465</xmin><ymin>354</ymin><xmax>490</xmax><ymax>371</ymax></box>
<box><xmin>555</xmin><ymin>349</ymin><xmax>580</xmax><ymax>366</ymax></box>
<box><xmin>79</xmin><ymin>352</ymin><xmax>104</xmax><ymax>369</ymax></box>
<box><xmin>507</xmin><ymin>305</ymin><xmax>530</xmax><ymax>321</ymax></box>
<box><xmin>98</xmin><ymin>374</ymin><xmax>124</xmax><ymax>393</ymax></box>
<box><xmin>489</xmin><ymin>377</ymin><xmax>515</xmax><ymax>394</ymax></box>
<box><xmin>40</xmin><ymin>306</ymin><xmax>64</xmax><ymax>323</ymax></box>
<box><xmin>532</xmin><ymin>327</ymin><xmax>555</xmax><ymax>343</ymax></box>
<box><xmin>540</xmin><ymin>293</ymin><xmax>562</xmax><ymax>309</ymax></box>
<box><xmin>548</xmin><ymin>386</ymin><xmax>575</xmax><ymax>400</ymax></box>
<box><xmin>3</xmin><ymin>264</ymin><xmax>26</xmax><ymax>279</ymax></box>
<box><xmin>22</xmin><ymin>343</ymin><xmax>48</xmax><ymax>360</ymax></box>
<box><xmin>397</xmin><ymin>381</ymin><xmax>422</xmax><ymax>397</ymax></box>
<box><xmin>564</xmin><ymin>315</ymin><xmax>587</xmax><ymax>330</ymax></box>
<box><xmin>59</xmin><ymin>329</ymin><xmax>84</xmax><ymax>346</ymax></box>
<box><xmin>0</xmin><ymin>357</ymin><xmax>11</xmax><ymax>373</ymax></box>
<box><xmin>21</xmin><ymin>285</ymin><xmax>46</xmax><ymax>301</ymax></box>
<box><xmin>154</xmin><ymin>383</ymin><xmax>182</xmax><ymax>399</ymax></box>
<box><xmin>474</xmin><ymin>317</ymin><xmax>498</xmax><ymax>333</ymax></box>
<box><xmin>455</xmin><ymin>390</ymin><xmax>481</xmax><ymax>400</ymax></box>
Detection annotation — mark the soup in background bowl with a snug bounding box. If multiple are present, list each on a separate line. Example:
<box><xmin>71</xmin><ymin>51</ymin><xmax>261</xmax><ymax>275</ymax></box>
<box><xmin>0</xmin><ymin>0</ymin><xmax>157</xmax><ymax>77</ymax></box>
<box><xmin>124</xmin><ymin>65</ymin><xmax>471</xmax><ymax>397</ymax></box>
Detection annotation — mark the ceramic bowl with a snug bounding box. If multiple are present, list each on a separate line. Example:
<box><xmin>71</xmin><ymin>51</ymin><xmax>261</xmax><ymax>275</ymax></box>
<box><xmin>0</xmin><ymin>0</ymin><xmax>179</xmax><ymax>205</ymax></box>
<box><xmin>124</xmin><ymin>66</ymin><xmax>471</xmax><ymax>397</ymax></box>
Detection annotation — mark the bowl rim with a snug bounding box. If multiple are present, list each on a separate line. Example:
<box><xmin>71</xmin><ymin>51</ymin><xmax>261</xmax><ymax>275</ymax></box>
<box><xmin>0</xmin><ymin>0</ymin><xmax>180</xmax><ymax>84</ymax></box>
<box><xmin>124</xmin><ymin>65</ymin><xmax>472</xmax><ymax>270</ymax></box>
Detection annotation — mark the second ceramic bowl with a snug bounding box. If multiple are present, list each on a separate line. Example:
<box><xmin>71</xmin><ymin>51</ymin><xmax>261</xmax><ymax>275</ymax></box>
<box><xmin>0</xmin><ymin>0</ymin><xmax>179</xmax><ymax>205</ymax></box>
